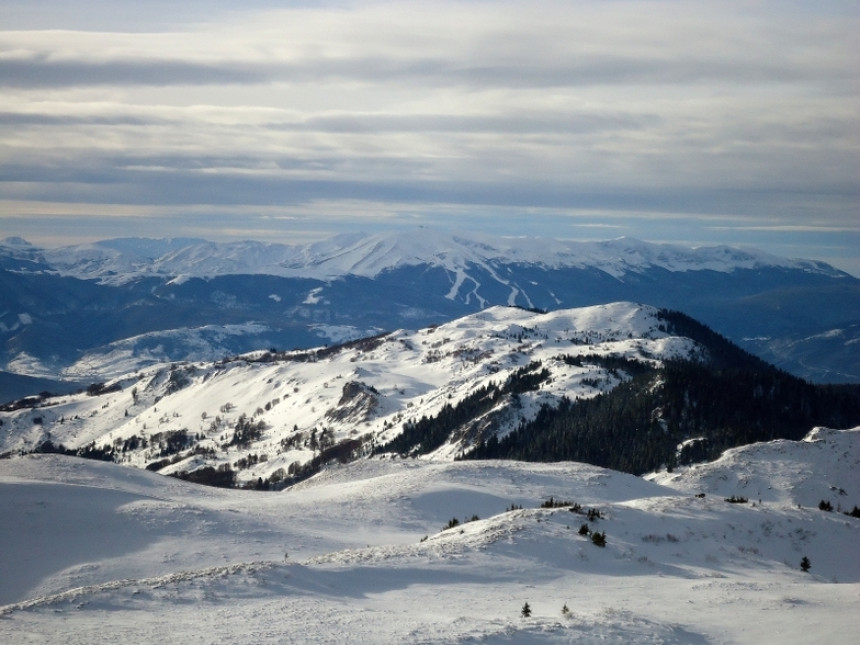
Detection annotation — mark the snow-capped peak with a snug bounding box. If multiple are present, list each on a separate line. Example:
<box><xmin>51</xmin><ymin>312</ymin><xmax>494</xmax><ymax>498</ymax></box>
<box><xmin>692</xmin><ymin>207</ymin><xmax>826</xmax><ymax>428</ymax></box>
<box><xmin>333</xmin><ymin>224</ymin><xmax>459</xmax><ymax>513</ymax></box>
<box><xmin>0</xmin><ymin>237</ymin><xmax>34</xmax><ymax>248</ymax></box>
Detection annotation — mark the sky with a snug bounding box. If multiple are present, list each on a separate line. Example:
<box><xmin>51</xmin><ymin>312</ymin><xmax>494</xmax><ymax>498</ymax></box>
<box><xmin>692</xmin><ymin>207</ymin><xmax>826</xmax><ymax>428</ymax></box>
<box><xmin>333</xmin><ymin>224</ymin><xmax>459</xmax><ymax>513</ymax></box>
<box><xmin>1</xmin><ymin>0</ymin><xmax>858</xmax><ymax>274</ymax></box>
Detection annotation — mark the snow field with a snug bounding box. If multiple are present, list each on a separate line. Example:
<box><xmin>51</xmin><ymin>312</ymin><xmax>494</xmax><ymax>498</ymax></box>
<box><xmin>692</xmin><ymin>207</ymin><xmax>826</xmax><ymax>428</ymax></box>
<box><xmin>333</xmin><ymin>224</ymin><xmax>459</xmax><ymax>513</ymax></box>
<box><xmin>1</xmin><ymin>428</ymin><xmax>857</xmax><ymax>643</ymax></box>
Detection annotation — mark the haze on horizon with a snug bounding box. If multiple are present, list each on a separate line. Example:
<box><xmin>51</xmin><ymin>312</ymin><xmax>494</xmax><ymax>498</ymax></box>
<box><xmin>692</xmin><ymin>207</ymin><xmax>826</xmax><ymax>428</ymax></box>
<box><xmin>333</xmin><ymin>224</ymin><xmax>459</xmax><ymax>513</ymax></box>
<box><xmin>1</xmin><ymin>1</ymin><xmax>857</xmax><ymax>275</ymax></box>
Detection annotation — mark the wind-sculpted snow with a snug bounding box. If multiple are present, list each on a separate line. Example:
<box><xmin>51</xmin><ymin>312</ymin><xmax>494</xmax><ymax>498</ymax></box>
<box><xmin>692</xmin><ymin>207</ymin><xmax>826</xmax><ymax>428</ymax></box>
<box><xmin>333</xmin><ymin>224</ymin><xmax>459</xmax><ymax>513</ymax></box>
<box><xmin>0</xmin><ymin>429</ymin><xmax>857</xmax><ymax>644</ymax></box>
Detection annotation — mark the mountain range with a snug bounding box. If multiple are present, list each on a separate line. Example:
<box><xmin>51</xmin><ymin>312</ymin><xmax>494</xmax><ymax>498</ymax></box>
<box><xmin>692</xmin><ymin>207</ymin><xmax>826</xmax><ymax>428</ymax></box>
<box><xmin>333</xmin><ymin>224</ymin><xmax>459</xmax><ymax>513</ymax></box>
<box><xmin>2</xmin><ymin>252</ymin><xmax>859</xmax><ymax>642</ymax></box>
<box><xmin>1</xmin><ymin>231</ymin><xmax>858</xmax><ymax>404</ymax></box>
<box><xmin>3</xmin><ymin>302</ymin><xmax>857</xmax><ymax>489</ymax></box>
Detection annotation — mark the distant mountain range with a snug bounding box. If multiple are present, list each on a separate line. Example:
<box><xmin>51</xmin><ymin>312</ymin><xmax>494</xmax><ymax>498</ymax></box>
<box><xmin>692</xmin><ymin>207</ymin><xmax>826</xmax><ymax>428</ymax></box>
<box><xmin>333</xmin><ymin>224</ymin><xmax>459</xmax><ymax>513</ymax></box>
<box><xmin>0</xmin><ymin>231</ymin><xmax>858</xmax><ymax>401</ymax></box>
<box><xmin>1</xmin><ymin>231</ymin><xmax>848</xmax><ymax>283</ymax></box>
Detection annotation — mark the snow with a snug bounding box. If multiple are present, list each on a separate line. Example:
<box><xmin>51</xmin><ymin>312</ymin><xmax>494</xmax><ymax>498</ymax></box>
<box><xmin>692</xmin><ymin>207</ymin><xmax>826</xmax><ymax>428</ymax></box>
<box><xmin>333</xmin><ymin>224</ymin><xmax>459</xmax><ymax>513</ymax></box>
<box><xmin>18</xmin><ymin>230</ymin><xmax>843</xmax><ymax>285</ymax></box>
<box><xmin>56</xmin><ymin>323</ymin><xmax>273</xmax><ymax>380</ymax></box>
<box><xmin>303</xmin><ymin>287</ymin><xmax>323</xmax><ymax>304</ymax></box>
<box><xmin>1</xmin><ymin>427</ymin><xmax>857</xmax><ymax>643</ymax></box>
<box><xmin>0</xmin><ymin>302</ymin><xmax>692</xmax><ymax>484</ymax></box>
<box><xmin>649</xmin><ymin>426</ymin><xmax>860</xmax><ymax>508</ymax></box>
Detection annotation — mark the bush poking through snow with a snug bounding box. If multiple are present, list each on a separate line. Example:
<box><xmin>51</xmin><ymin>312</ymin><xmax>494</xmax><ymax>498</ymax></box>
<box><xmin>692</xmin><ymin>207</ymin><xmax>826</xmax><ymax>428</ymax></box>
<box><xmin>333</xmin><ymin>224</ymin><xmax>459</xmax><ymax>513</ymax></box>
<box><xmin>441</xmin><ymin>514</ymin><xmax>480</xmax><ymax>532</ymax></box>
<box><xmin>541</xmin><ymin>496</ymin><xmax>576</xmax><ymax>509</ymax></box>
<box><xmin>800</xmin><ymin>556</ymin><xmax>811</xmax><ymax>572</ymax></box>
<box><xmin>725</xmin><ymin>495</ymin><xmax>748</xmax><ymax>504</ymax></box>
<box><xmin>591</xmin><ymin>531</ymin><xmax>607</xmax><ymax>547</ymax></box>
<box><xmin>521</xmin><ymin>602</ymin><xmax>532</xmax><ymax>618</ymax></box>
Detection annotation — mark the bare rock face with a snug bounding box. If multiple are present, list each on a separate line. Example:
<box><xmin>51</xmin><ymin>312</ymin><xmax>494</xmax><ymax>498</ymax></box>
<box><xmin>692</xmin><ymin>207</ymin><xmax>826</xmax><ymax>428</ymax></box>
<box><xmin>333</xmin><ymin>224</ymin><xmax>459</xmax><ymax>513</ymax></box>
<box><xmin>326</xmin><ymin>381</ymin><xmax>380</xmax><ymax>423</ymax></box>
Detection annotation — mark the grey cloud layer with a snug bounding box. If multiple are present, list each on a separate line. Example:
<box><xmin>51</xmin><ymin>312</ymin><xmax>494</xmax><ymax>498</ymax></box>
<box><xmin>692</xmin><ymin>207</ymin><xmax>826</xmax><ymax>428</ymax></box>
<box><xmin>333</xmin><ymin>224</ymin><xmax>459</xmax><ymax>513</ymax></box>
<box><xmin>0</xmin><ymin>1</ymin><xmax>857</xmax><ymax>272</ymax></box>
<box><xmin>0</xmin><ymin>50</ymin><xmax>850</xmax><ymax>90</ymax></box>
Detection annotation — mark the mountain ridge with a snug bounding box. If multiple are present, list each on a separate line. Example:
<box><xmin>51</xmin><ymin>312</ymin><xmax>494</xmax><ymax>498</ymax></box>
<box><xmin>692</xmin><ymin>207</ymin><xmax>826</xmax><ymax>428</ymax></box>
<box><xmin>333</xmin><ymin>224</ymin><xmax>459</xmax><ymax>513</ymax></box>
<box><xmin>1</xmin><ymin>231</ymin><xmax>857</xmax><ymax>386</ymax></box>
<box><xmin>2</xmin><ymin>230</ymin><xmax>850</xmax><ymax>283</ymax></box>
<box><xmin>3</xmin><ymin>303</ymin><xmax>858</xmax><ymax>489</ymax></box>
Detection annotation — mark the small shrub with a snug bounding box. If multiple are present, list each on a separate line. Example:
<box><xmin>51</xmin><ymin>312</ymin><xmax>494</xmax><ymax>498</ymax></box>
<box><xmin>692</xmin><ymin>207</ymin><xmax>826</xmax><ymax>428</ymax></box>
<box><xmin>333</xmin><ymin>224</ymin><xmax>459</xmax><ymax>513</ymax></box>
<box><xmin>443</xmin><ymin>517</ymin><xmax>460</xmax><ymax>531</ymax></box>
<box><xmin>800</xmin><ymin>556</ymin><xmax>811</xmax><ymax>572</ymax></box>
<box><xmin>844</xmin><ymin>505</ymin><xmax>860</xmax><ymax>519</ymax></box>
<box><xmin>561</xmin><ymin>603</ymin><xmax>571</xmax><ymax>617</ymax></box>
<box><xmin>521</xmin><ymin>602</ymin><xmax>532</xmax><ymax>618</ymax></box>
<box><xmin>642</xmin><ymin>533</ymin><xmax>680</xmax><ymax>544</ymax></box>
<box><xmin>591</xmin><ymin>531</ymin><xmax>607</xmax><ymax>547</ymax></box>
<box><xmin>725</xmin><ymin>495</ymin><xmax>748</xmax><ymax>504</ymax></box>
<box><xmin>818</xmin><ymin>500</ymin><xmax>833</xmax><ymax>512</ymax></box>
<box><xmin>578</xmin><ymin>523</ymin><xmax>590</xmax><ymax>536</ymax></box>
<box><xmin>541</xmin><ymin>497</ymin><xmax>575</xmax><ymax>509</ymax></box>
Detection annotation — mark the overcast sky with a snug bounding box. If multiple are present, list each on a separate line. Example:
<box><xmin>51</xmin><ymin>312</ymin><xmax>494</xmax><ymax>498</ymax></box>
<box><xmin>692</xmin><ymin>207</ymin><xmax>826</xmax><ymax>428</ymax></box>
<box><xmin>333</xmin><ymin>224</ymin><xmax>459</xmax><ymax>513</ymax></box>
<box><xmin>1</xmin><ymin>0</ymin><xmax>857</xmax><ymax>274</ymax></box>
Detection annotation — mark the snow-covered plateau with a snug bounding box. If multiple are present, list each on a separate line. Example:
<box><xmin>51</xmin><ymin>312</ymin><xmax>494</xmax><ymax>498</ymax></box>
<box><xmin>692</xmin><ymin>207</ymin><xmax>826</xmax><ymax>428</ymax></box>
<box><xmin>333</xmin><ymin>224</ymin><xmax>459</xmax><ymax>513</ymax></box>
<box><xmin>1</xmin><ymin>427</ymin><xmax>858</xmax><ymax>644</ymax></box>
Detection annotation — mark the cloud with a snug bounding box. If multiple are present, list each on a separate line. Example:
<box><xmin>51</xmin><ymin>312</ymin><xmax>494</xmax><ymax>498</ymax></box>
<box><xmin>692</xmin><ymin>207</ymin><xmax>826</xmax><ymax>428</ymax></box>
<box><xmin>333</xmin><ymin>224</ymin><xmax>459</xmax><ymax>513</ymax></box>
<box><xmin>0</xmin><ymin>57</ymin><xmax>269</xmax><ymax>89</ymax></box>
<box><xmin>0</xmin><ymin>0</ymin><xmax>856</xmax><ymax>272</ymax></box>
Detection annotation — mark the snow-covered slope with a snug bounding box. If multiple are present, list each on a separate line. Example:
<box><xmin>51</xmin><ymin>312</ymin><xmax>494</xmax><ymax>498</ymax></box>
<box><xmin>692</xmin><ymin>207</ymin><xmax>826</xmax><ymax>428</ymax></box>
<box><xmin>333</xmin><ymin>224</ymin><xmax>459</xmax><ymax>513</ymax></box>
<box><xmin>0</xmin><ymin>427</ymin><xmax>857</xmax><ymax>643</ymax></box>
<box><xmin>57</xmin><ymin>322</ymin><xmax>275</xmax><ymax>380</ymax></box>
<box><xmin>0</xmin><ymin>303</ymin><xmax>697</xmax><ymax>485</ymax></box>
<box><xmin>649</xmin><ymin>426</ymin><xmax>860</xmax><ymax>508</ymax></box>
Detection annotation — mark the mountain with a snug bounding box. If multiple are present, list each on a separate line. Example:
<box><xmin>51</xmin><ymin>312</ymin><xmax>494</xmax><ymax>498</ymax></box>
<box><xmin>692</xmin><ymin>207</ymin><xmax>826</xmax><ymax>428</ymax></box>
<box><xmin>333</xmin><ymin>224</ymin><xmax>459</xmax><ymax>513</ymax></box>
<box><xmin>23</xmin><ymin>231</ymin><xmax>848</xmax><ymax>283</ymax></box>
<box><xmin>3</xmin><ymin>303</ymin><xmax>858</xmax><ymax>489</ymax></box>
<box><xmin>1</xmin><ymin>231</ymin><xmax>858</xmax><ymax>392</ymax></box>
<box><xmin>2</xmin><ymin>298</ymin><xmax>857</xmax><ymax>642</ymax></box>
<box><xmin>1</xmin><ymin>427</ymin><xmax>857</xmax><ymax>642</ymax></box>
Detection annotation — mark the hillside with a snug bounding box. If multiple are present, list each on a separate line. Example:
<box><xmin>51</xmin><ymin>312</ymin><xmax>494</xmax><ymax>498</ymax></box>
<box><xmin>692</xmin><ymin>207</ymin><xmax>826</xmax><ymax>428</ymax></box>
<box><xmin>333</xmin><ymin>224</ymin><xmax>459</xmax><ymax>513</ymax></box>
<box><xmin>3</xmin><ymin>303</ymin><xmax>858</xmax><ymax>489</ymax></box>
<box><xmin>1</xmin><ymin>427</ymin><xmax>857</xmax><ymax>643</ymax></box>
